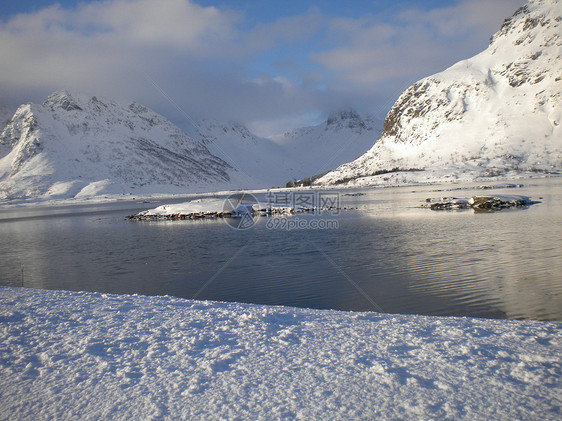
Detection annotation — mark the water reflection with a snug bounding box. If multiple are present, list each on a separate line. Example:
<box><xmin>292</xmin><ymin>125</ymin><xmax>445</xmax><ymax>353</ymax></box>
<box><xmin>346</xmin><ymin>180</ymin><xmax>562</xmax><ymax>319</ymax></box>
<box><xmin>0</xmin><ymin>179</ymin><xmax>561</xmax><ymax>320</ymax></box>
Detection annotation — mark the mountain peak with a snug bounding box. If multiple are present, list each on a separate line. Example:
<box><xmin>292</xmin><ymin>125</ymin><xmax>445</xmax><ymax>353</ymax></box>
<box><xmin>325</xmin><ymin>108</ymin><xmax>372</xmax><ymax>133</ymax></box>
<box><xmin>489</xmin><ymin>0</ymin><xmax>560</xmax><ymax>46</ymax></box>
<box><xmin>43</xmin><ymin>90</ymin><xmax>86</xmax><ymax>112</ymax></box>
<box><xmin>326</xmin><ymin>108</ymin><xmax>362</xmax><ymax>125</ymax></box>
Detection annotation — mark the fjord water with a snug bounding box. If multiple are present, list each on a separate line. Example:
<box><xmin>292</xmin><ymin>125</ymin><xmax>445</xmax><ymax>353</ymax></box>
<box><xmin>1</xmin><ymin>178</ymin><xmax>561</xmax><ymax>321</ymax></box>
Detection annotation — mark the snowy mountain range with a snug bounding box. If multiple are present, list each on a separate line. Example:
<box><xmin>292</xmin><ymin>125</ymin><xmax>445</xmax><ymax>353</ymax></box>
<box><xmin>193</xmin><ymin>120</ymin><xmax>291</xmax><ymax>188</ymax></box>
<box><xmin>269</xmin><ymin>109</ymin><xmax>380</xmax><ymax>179</ymax></box>
<box><xmin>0</xmin><ymin>91</ymin><xmax>378</xmax><ymax>200</ymax></box>
<box><xmin>0</xmin><ymin>91</ymin><xmax>233</xmax><ymax>200</ymax></box>
<box><xmin>318</xmin><ymin>0</ymin><xmax>561</xmax><ymax>186</ymax></box>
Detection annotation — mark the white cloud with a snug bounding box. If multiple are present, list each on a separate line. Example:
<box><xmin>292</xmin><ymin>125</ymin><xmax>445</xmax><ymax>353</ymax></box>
<box><xmin>0</xmin><ymin>0</ymin><xmax>327</xmax><ymax>130</ymax></box>
<box><xmin>312</xmin><ymin>0</ymin><xmax>524</xmax><ymax>94</ymax></box>
<box><xmin>0</xmin><ymin>0</ymin><xmax>525</xmax><ymax>134</ymax></box>
<box><xmin>399</xmin><ymin>0</ymin><xmax>526</xmax><ymax>37</ymax></box>
<box><xmin>242</xmin><ymin>8</ymin><xmax>322</xmax><ymax>51</ymax></box>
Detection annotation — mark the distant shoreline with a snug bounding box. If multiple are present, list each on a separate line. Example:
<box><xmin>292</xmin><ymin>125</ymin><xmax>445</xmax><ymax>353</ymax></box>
<box><xmin>1</xmin><ymin>172</ymin><xmax>560</xmax><ymax>209</ymax></box>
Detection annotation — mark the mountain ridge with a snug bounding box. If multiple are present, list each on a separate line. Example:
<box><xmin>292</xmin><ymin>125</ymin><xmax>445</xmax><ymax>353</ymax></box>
<box><xmin>4</xmin><ymin>1</ymin><xmax>557</xmax><ymax>200</ymax></box>
<box><xmin>0</xmin><ymin>92</ymin><xmax>382</xmax><ymax>200</ymax></box>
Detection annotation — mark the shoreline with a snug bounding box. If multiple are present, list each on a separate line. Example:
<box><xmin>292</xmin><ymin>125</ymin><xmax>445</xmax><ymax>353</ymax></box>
<box><xmin>1</xmin><ymin>172</ymin><xmax>560</xmax><ymax>210</ymax></box>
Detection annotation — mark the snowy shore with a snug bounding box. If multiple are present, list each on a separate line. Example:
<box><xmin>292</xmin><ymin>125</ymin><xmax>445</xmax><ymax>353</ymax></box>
<box><xmin>1</xmin><ymin>172</ymin><xmax>559</xmax><ymax>210</ymax></box>
<box><xmin>0</xmin><ymin>287</ymin><xmax>560</xmax><ymax>419</ymax></box>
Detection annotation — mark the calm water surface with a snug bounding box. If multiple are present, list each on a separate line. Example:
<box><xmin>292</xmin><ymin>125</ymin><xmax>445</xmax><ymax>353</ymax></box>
<box><xmin>1</xmin><ymin>178</ymin><xmax>561</xmax><ymax>320</ymax></box>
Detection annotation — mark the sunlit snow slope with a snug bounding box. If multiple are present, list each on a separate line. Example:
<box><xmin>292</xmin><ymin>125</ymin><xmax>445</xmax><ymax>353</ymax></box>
<box><xmin>319</xmin><ymin>0</ymin><xmax>562</xmax><ymax>185</ymax></box>
<box><xmin>0</xmin><ymin>91</ymin><xmax>233</xmax><ymax>200</ymax></box>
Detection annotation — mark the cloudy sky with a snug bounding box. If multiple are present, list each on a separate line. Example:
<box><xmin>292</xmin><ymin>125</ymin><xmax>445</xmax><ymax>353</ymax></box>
<box><xmin>0</xmin><ymin>0</ymin><xmax>523</xmax><ymax>136</ymax></box>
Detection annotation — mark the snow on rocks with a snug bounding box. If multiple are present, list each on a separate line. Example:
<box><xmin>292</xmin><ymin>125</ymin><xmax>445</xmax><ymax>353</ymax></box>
<box><xmin>469</xmin><ymin>195</ymin><xmax>535</xmax><ymax>210</ymax></box>
<box><xmin>426</xmin><ymin>194</ymin><xmax>536</xmax><ymax>211</ymax></box>
<box><xmin>129</xmin><ymin>198</ymin><xmax>226</xmax><ymax>220</ymax></box>
<box><xmin>0</xmin><ymin>287</ymin><xmax>560</xmax><ymax>419</ymax></box>
<box><xmin>127</xmin><ymin>197</ymin><xmax>340</xmax><ymax>221</ymax></box>
<box><xmin>427</xmin><ymin>198</ymin><xmax>472</xmax><ymax>211</ymax></box>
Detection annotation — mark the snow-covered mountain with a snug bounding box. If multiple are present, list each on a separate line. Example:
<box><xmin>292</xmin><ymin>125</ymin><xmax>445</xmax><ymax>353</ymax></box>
<box><xmin>318</xmin><ymin>0</ymin><xmax>562</xmax><ymax>186</ymax></box>
<box><xmin>0</xmin><ymin>91</ymin><xmax>233</xmax><ymax>200</ymax></box>
<box><xmin>270</xmin><ymin>109</ymin><xmax>380</xmax><ymax>179</ymax></box>
<box><xmin>0</xmin><ymin>91</ymin><xmax>381</xmax><ymax>200</ymax></box>
<box><xmin>196</xmin><ymin>109</ymin><xmax>379</xmax><ymax>187</ymax></box>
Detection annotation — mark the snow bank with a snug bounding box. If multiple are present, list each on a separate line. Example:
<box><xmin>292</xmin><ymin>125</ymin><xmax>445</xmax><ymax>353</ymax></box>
<box><xmin>1</xmin><ymin>287</ymin><xmax>560</xmax><ymax>420</ymax></box>
<box><xmin>129</xmin><ymin>197</ymin><xmax>332</xmax><ymax>221</ymax></box>
<box><xmin>138</xmin><ymin>198</ymin><xmax>226</xmax><ymax>216</ymax></box>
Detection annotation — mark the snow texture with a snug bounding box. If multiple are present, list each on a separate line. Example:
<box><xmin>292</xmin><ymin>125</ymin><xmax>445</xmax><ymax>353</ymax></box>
<box><xmin>319</xmin><ymin>0</ymin><xmax>562</xmax><ymax>186</ymax></box>
<box><xmin>0</xmin><ymin>91</ymin><xmax>233</xmax><ymax>201</ymax></box>
<box><xmin>0</xmin><ymin>287</ymin><xmax>560</xmax><ymax>420</ymax></box>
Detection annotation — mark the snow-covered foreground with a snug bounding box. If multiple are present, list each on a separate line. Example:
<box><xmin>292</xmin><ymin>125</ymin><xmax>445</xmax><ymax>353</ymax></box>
<box><xmin>0</xmin><ymin>287</ymin><xmax>560</xmax><ymax>420</ymax></box>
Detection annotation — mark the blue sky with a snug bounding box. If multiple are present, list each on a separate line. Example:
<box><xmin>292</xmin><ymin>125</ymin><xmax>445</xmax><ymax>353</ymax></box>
<box><xmin>0</xmin><ymin>0</ymin><xmax>523</xmax><ymax>135</ymax></box>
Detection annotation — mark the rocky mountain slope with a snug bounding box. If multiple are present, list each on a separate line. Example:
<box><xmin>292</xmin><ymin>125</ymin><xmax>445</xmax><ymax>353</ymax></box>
<box><xmin>318</xmin><ymin>0</ymin><xmax>561</xmax><ymax>186</ymax></box>
<box><xmin>0</xmin><ymin>91</ymin><xmax>233</xmax><ymax>200</ymax></box>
